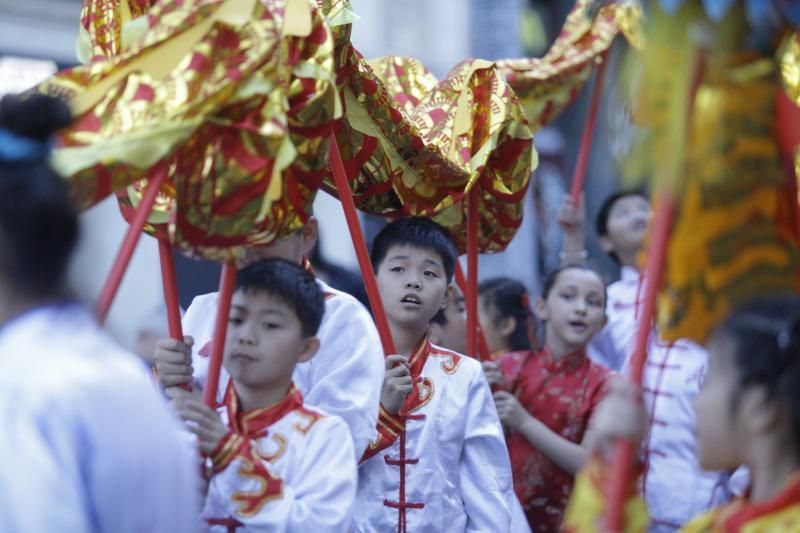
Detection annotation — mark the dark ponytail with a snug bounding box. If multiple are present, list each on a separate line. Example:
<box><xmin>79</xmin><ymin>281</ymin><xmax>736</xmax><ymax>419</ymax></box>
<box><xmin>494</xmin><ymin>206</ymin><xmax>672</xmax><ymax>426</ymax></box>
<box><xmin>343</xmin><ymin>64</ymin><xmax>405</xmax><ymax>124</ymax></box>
<box><xmin>712</xmin><ymin>296</ymin><xmax>800</xmax><ymax>455</ymax></box>
<box><xmin>478</xmin><ymin>277</ymin><xmax>535</xmax><ymax>351</ymax></box>
<box><xmin>0</xmin><ymin>93</ymin><xmax>77</xmax><ymax>298</ymax></box>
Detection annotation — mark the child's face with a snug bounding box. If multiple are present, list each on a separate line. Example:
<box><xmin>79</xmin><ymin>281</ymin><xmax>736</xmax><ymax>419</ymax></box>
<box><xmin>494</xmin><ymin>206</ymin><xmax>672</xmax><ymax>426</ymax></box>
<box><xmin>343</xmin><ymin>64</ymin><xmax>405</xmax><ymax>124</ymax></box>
<box><xmin>223</xmin><ymin>289</ymin><xmax>317</xmax><ymax>389</ymax></box>
<box><xmin>478</xmin><ymin>296</ymin><xmax>511</xmax><ymax>354</ymax></box>
<box><xmin>601</xmin><ymin>196</ymin><xmax>651</xmax><ymax>257</ymax></box>
<box><xmin>694</xmin><ymin>337</ymin><xmax>743</xmax><ymax>471</ymax></box>
<box><xmin>376</xmin><ymin>244</ymin><xmax>450</xmax><ymax>331</ymax></box>
<box><xmin>431</xmin><ymin>285</ymin><xmax>467</xmax><ymax>354</ymax></box>
<box><xmin>537</xmin><ymin>269</ymin><xmax>606</xmax><ymax>351</ymax></box>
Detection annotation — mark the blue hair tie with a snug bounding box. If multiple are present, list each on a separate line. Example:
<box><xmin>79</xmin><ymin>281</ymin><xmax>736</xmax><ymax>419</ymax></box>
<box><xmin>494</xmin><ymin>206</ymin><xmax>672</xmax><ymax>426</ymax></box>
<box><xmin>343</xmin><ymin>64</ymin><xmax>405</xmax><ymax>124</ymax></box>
<box><xmin>0</xmin><ymin>128</ymin><xmax>51</xmax><ymax>164</ymax></box>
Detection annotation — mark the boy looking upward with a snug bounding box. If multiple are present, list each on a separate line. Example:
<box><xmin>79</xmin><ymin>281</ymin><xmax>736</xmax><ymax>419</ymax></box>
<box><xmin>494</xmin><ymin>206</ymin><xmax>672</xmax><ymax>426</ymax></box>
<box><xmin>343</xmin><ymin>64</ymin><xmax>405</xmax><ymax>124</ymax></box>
<box><xmin>352</xmin><ymin>218</ymin><xmax>516</xmax><ymax>532</ymax></box>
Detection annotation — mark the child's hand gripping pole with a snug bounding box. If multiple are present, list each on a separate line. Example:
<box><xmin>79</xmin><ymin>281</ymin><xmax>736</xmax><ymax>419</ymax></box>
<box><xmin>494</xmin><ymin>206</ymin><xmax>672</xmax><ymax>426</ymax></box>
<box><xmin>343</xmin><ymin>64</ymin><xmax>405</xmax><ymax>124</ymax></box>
<box><xmin>158</xmin><ymin>238</ymin><xmax>192</xmax><ymax>392</ymax></box>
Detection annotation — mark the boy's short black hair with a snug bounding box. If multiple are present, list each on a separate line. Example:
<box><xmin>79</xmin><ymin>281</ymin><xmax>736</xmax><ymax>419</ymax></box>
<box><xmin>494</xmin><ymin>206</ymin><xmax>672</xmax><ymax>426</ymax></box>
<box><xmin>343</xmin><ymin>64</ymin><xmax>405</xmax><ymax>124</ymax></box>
<box><xmin>595</xmin><ymin>190</ymin><xmax>648</xmax><ymax>264</ymax></box>
<box><xmin>370</xmin><ymin>217</ymin><xmax>458</xmax><ymax>282</ymax></box>
<box><xmin>430</xmin><ymin>308</ymin><xmax>447</xmax><ymax>325</ymax></box>
<box><xmin>235</xmin><ymin>258</ymin><xmax>325</xmax><ymax>337</ymax></box>
<box><xmin>595</xmin><ymin>191</ymin><xmax>648</xmax><ymax>238</ymax></box>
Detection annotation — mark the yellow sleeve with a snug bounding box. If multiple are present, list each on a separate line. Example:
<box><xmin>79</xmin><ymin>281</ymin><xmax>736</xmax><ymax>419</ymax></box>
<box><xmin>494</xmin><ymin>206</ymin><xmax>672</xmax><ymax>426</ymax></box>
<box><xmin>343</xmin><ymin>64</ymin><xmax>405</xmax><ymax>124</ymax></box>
<box><xmin>563</xmin><ymin>455</ymin><xmax>650</xmax><ymax>533</ymax></box>
<box><xmin>679</xmin><ymin>511</ymin><xmax>716</xmax><ymax>533</ymax></box>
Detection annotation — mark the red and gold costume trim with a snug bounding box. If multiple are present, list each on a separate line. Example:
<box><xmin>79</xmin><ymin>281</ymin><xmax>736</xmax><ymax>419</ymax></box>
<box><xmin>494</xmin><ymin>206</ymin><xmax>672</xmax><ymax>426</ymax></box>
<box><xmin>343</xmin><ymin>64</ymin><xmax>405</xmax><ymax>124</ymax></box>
<box><xmin>361</xmin><ymin>338</ymin><xmax>434</xmax><ymax>463</ymax></box>
<box><xmin>565</xmin><ymin>457</ymin><xmax>800</xmax><ymax>532</ymax></box>
<box><xmin>207</xmin><ymin>382</ymin><xmax>313</xmax><ymax>526</ymax></box>
<box><xmin>688</xmin><ymin>472</ymin><xmax>800</xmax><ymax>532</ymax></box>
<box><xmin>222</xmin><ymin>381</ymin><xmax>304</xmax><ymax>438</ymax></box>
<box><xmin>210</xmin><ymin>431</ymin><xmax>248</xmax><ymax>474</ymax></box>
<box><xmin>231</xmin><ymin>451</ymin><xmax>285</xmax><ymax>517</ymax></box>
<box><xmin>362</xmin><ymin>338</ymin><xmax>465</xmax><ymax>532</ymax></box>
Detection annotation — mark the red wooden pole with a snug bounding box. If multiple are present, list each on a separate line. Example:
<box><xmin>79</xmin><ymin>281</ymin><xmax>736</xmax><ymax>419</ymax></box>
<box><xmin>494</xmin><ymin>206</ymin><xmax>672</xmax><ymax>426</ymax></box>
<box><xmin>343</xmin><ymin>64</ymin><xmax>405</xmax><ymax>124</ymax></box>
<box><xmin>455</xmin><ymin>261</ymin><xmax>491</xmax><ymax>361</ymax></box>
<box><xmin>158</xmin><ymin>239</ymin><xmax>183</xmax><ymax>340</ymax></box>
<box><xmin>466</xmin><ymin>188</ymin><xmax>480</xmax><ymax>359</ymax></box>
<box><xmin>605</xmin><ymin>46</ymin><xmax>705</xmax><ymax>531</ymax></box>
<box><xmin>570</xmin><ymin>52</ymin><xmax>609</xmax><ymax>202</ymax></box>
<box><xmin>97</xmin><ymin>164</ymin><xmax>168</xmax><ymax>323</ymax></box>
<box><xmin>158</xmin><ymin>238</ymin><xmax>193</xmax><ymax>392</ymax></box>
<box><xmin>603</xmin><ymin>193</ymin><xmax>675</xmax><ymax>530</ymax></box>
<box><xmin>327</xmin><ymin>134</ymin><xmax>397</xmax><ymax>355</ymax></box>
<box><xmin>775</xmin><ymin>88</ymin><xmax>800</xmax><ymax>239</ymax></box>
<box><xmin>202</xmin><ymin>263</ymin><xmax>238</xmax><ymax>408</ymax></box>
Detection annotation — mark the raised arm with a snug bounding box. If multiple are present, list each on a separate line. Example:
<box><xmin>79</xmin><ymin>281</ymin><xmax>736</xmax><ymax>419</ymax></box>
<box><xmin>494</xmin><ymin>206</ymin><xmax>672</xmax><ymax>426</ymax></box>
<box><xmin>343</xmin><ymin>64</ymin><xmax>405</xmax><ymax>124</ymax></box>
<box><xmin>557</xmin><ymin>193</ymin><xmax>588</xmax><ymax>266</ymax></box>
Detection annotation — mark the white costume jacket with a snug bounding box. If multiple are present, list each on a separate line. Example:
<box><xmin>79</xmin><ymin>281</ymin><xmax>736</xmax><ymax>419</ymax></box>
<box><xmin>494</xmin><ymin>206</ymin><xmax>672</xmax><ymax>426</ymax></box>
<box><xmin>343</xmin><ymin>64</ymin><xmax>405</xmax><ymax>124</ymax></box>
<box><xmin>625</xmin><ymin>337</ymin><xmax>736</xmax><ymax>532</ymax></box>
<box><xmin>203</xmin><ymin>383</ymin><xmax>357</xmax><ymax>532</ymax></box>
<box><xmin>590</xmin><ymin>268</ymin><xmax>736</xmax><ymax>531</ymax></box>
<box><xmin>352</xmin><ymin>338</ymin><xmax>515</xmax><ymax>532</ymax></box>
<box><xmin>588</xmin><ymin>265</ymin><xmax>640</xmax><ymax>371</ymax></box>
<box><xmin>0</xmin><ymin>304</ymin><xmax>198</xmax><ymax>532</ymax></box>
<box><xmin>185</xmin><ymin>279</ymin><xmax>384</xmax><ymax>457</ymax></box>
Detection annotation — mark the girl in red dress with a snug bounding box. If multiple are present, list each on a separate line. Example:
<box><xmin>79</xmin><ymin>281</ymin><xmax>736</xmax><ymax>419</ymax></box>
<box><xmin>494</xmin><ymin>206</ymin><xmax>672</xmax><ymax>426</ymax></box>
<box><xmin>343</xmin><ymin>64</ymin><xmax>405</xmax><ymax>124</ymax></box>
<box><xmin>478</xmin><ymin>277</ymin><xmax>535</xmax><ymax>389</ymax></box>
<box><xmin>492</xmin><ymin>265</ymin><xmax>613</xmax><ymax>531</ymax></box>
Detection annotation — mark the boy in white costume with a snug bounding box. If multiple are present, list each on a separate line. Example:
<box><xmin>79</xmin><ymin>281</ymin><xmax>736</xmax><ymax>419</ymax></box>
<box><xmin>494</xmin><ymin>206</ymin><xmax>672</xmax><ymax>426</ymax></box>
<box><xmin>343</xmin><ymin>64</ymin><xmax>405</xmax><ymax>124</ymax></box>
<box><xmin>154</xmin><ymin>217</ymin><xmax>384</xmax><ymax>457</ymax></box>
<box><xmin>352</xmin><ymin>217</ymin><xmax>516</xmax><ymax>532</ymax></box>
<box><xmin>0</xmin><ymin>94</ymin><xmax>198</xmax><ymax>532</ymax></box>
<box><xmin>559</xmin><ymin>192</ymin><xmax>738</xmax><ymax>531</ymax></box>
<box><xmin>177</xmin><ymin>259</ymin><xmax>357</xmax><ymax>532</ymax></box>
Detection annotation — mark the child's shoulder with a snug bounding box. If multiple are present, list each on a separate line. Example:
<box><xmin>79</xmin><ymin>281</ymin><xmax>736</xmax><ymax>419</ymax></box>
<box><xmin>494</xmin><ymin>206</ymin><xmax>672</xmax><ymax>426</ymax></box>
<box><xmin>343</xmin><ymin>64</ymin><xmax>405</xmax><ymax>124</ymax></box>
<box><xmin>586</xmin><ymin>358</ymin><xmax>614</xmax><ymax>381</ymax></box>
<box><xmin>284</xmin><ymin>402</ymin><xmax>350</xmax><ymax>439</ymax></box>
<box><xmin>315</xmin><ymin>279</ymin><xmax>373</xmax><ymax>319</ymax></box>
<box><xmin>426</xmin><ymin>343</ymin><xmax>482</xmax><ymax>381</ymax></box>
<box><xmin>188</xmin><ymin>291</ymin><xmax>219</xmax><ymax>309</ymax></box>
<box><xmin>315</xmin><ymin>279</ymin><xmax>356</xmax><ymax>306</ymax></box>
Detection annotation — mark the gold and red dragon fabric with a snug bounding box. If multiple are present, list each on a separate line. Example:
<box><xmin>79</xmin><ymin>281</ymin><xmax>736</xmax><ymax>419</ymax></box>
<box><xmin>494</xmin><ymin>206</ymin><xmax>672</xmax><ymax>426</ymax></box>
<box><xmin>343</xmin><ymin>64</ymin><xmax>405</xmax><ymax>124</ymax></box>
<box><xmin>49</xmin><ymin>0</ymin><xmax>660</xmax><ymax>259</ymax></box>
<box><xmin>495</xmin><ymin>0</ymin><xmax>640</xmax><ymax>132</ymax></box>
<box><xmin>327</xmin><ymin>50</ymin><xmax>537</xmax><ymax>253</ymax></box>
<box><xmin>41</xmin><ymin>0</ymin><xmax>339</xmax><ymax>263</ymax></box>
<box><xmin>616</xmin><ymin>2</ymin><xmax>800</xmax><ymax>343</ymax></box>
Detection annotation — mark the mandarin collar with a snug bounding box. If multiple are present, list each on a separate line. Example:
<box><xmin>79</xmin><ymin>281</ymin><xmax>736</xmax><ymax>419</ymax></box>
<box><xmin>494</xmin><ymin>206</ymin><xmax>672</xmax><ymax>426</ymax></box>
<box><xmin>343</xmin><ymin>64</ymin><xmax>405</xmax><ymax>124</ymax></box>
<box><xmin>538</xmin><ymin>345</ymin><xmax>587</xmax><ymax>373</ymax></box>
<box><xmin>223</xmin><ymin>382</ymin><xmax>304</xmax><ymax>438</ymax></box>
<box><xmin>620</xmin><ymin>266</ymin><xmax>641</xmax><ymax>284</ymax></box>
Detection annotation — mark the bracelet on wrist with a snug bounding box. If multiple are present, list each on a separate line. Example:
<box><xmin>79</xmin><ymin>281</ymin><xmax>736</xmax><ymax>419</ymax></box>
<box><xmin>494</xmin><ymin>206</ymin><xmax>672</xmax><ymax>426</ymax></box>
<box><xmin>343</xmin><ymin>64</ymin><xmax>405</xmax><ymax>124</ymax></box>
<box><xmin>558</xmin><ymin>249</ymin><xmax>588</xmax><ymax>261</ymax></box>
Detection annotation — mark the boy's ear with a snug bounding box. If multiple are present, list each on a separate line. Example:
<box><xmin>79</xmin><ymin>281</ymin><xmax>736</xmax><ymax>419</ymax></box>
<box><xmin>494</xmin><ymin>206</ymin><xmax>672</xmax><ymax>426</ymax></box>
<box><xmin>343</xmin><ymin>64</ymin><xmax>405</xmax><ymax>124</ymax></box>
<box><xmin>298</xmin><ymin>337</ymin><xmax>320</xmax><ymax>363</ymax></box>
<box><xmin>741</xmin><ymin>386</ymin><xmax>782</xmax><ymax>436</ymax></box>
<box><xmin>533</xmin><ymin>297</ymin><xmax>549</xmax><ymax>321</ymax></box>
<box><xmin>598</xmin><ymin>235</ymin><xmax>614</xmax><ymax>254</ymax></box>
<box><xmin>440</xmin><ymin>284</ymin><xmax>455</xmax><ymax>310</ymax></box>
<box><xmin>499</xmin><ymin>316</ymin><xmax>517</xmax><ymax>338</ymax></box>
<box><xmin>300</xmin><ymin>217</ymin><xmax>319</xmax><ymax>256</ymax></box>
